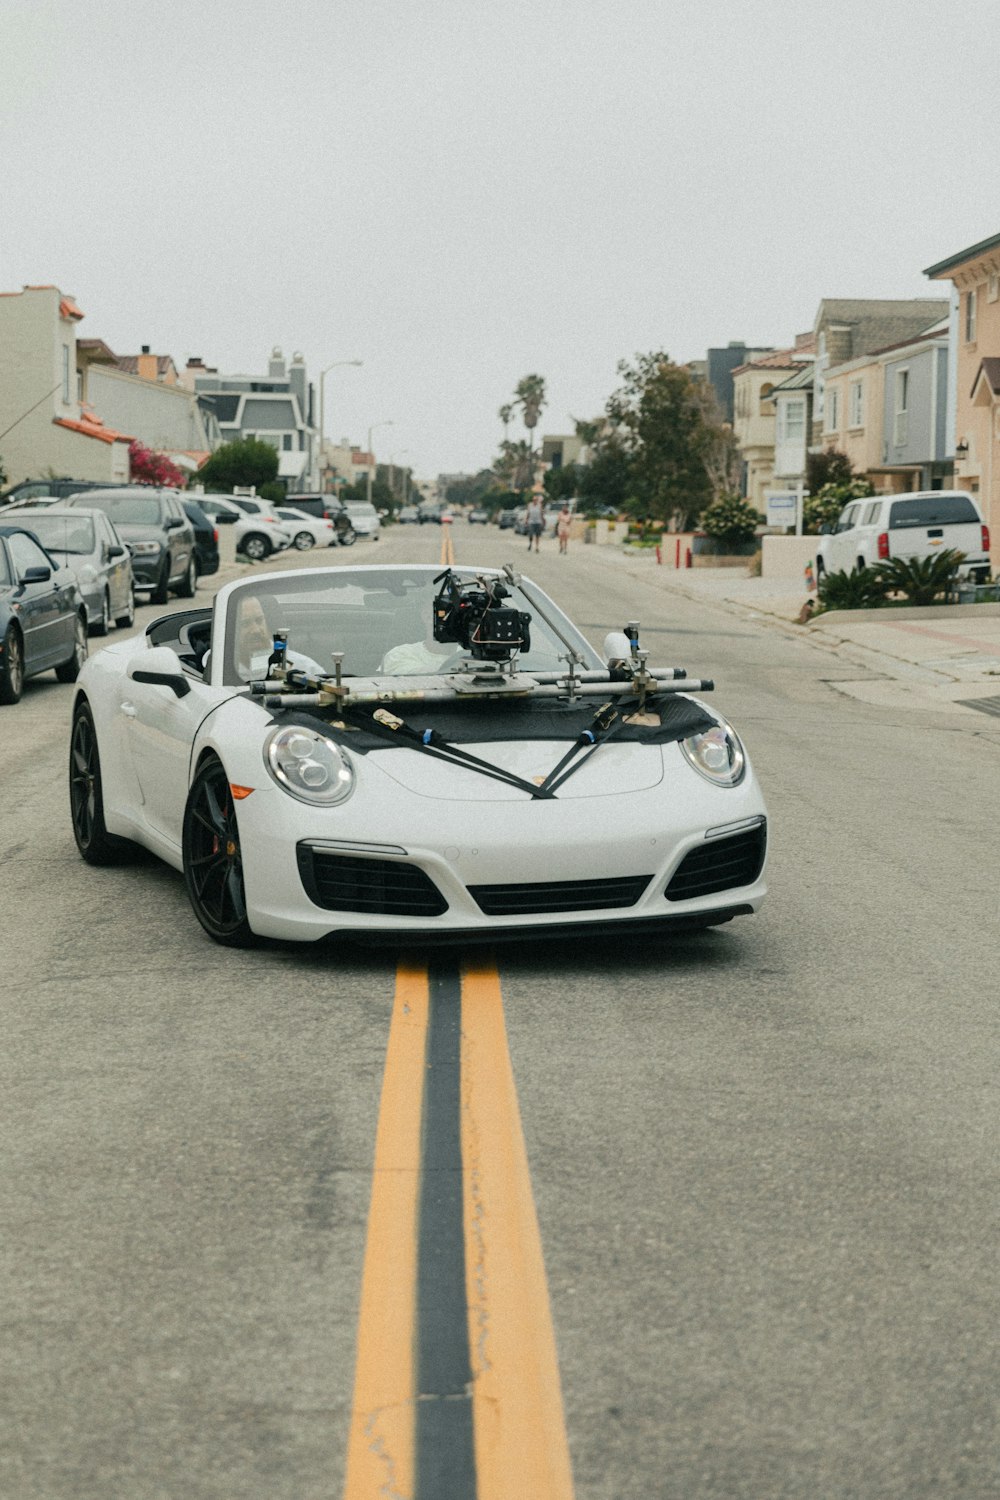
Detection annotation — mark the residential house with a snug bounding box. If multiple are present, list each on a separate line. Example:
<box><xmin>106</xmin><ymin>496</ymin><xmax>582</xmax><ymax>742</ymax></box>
<box><xmin>925</xmin><ymin>231</ymin><xmax>1000</xmax><ymax>565</ymax></box>
<box><xmin>0</xmin><ymin>285</ymin><xmax>133</xmax><ymax>487</ymax></box>
<box><xmin>768</xmin><ymin>364</ymin><xmax>815</xmax><ymax>491</ymax></box>
<box><xmin>184</xmin><ymin>347</ymin><xmax>319</xmax><ymax>489</ymax></box>
<box><xmin>732</xmin><ymin>336</ymin><xmax>815</xmax><ymax>508</ymax></box>
<box><xmin>706</xmin><ymin>342</ymin><xmax>774</xmax><ymax>423</ymax></box>
<box><xmin>811</xmin><ymin>298</ymin><xmax>948</xmax><ymax>448</ymax></box>
<box><xmin>87</xmin><ymin>348</ymin><xmax>221</xmax><ymax>477</ymax></box>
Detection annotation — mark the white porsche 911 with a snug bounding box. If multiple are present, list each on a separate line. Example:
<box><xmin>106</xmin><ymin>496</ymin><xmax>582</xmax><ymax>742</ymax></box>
<box><xmin>68</xmin><ymin>564</ymin><xmax>768</xmax><ymax>947</ymax></box>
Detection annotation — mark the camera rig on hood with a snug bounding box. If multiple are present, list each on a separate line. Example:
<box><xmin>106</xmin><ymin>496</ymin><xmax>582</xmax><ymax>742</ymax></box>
<box><xmin>432</xmin><ymin>568</ymin><xmax>531</xmax><ymax>662</ymax></box>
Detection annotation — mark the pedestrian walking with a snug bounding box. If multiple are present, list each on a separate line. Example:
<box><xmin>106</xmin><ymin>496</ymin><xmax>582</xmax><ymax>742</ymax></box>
<box><xmin>526</xmin><ymin>496</ymin><xmax>544</xmax><ymax>552</ymax></box>
<box><xmin>556</xmin><ymin>504</ymin><xmax>571</xmax><ymax>554</ymax></box>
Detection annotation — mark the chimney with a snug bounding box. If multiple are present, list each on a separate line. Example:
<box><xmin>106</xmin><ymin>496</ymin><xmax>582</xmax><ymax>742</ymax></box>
<box><xmin>268</xmin><ymin>345</ymin><xmax>286</xmax><ymax>379</ymax></box>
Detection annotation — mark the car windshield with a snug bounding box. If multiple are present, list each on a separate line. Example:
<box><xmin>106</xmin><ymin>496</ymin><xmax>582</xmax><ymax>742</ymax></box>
<box><xmin>17</xmin><ymin>514</ymin><xmax>95</xmax><ymax>554</ymax></box>
<box><xmin>221</xmin><ymin>568</ymin><xmax>601</xmax><ymax>685</ymax></box>
<box><xmin>82</xmin><ymin>494</ymin><xmax>164</xmax><ymax>525</ymax></box>
<box><xmin>888</xmin><ymin>496</ymin><xmax>980</xmax><ymax>529</ymax></box>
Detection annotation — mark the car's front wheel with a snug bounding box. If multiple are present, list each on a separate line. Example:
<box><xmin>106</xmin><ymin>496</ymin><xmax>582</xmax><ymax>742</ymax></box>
<box><xmin>241</xmin><ymin>533</ymin><xmax>271</xmax><ymax>562</ymax></box>
<box><xmin>182</xmin><ymin>756</ymin><xmax>257</xmax><ymax>947</ymax></box>
<box><xmin>0</xmin><ymin>624</ymin><xmax>24</xmax><ymax>705</ymax></box>
<box><xmin>55</xmin><ymin>613</ymin><xmax>88</xmax><ymax>683</ymax></box>
<box><xmin>293</xmin><ymin>530</ymin><xmax>314</xmax><ymax>550</ymax></box>
<box><xmin>338</xmin><ymin>526</ymin><xmax>356</xmax><ymax>547</ymax></box>
<box><xmin>69</xmin><ymin>700</ymin><xmax>135</xmax><ymax>863</ymax></box>
<box><xmin>176</xmin><ymin>555</ymin><xmax>197</xmax><ymax>598</ymax></box>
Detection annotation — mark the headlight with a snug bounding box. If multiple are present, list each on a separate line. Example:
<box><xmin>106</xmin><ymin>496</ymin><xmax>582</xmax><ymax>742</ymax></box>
<box><xmin>680</xmin><ymin>716</ymin><xmax>746</xmax><ymax>786</ymax></box>
<box><xmin>264</xmin><ymin>726</ymin><xmax>355</xmax><ymax>806</ymax></box>
<box><xmin>130</xmin><ymin>541</ymin><xmax>162</xmax><ymax>556</ymax></box>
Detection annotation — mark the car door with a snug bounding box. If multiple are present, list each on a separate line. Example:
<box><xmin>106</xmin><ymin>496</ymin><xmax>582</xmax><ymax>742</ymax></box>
<box><xmin>6</xmin><ymin>531</ymin><xmax>73</xmax><ymax>669</ymax></box>
<box><xmin>95</xmin><ymin>513</ymin><xmax>130</xmax><ymax>616</ymax></box>
<box><xmin>829</xmin><ymin>502</ymin><xmax>862</xmax><ymax>571</ymax></box>
<box><xmin>122</xmin><ymin>670</ymin><xmax>220</xmax><ymax>845</ymax></box>
<box><xmin>163</xmin><ymin>495</ymin><xmax>195</xmax><ymax>583</ymax></box>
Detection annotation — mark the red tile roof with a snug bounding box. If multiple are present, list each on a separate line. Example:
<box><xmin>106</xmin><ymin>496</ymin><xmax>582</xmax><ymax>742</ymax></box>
<box><xmin>54</xmin><ymin>408</ymin><xmax>134</xmax><ymax>445</ymax></box>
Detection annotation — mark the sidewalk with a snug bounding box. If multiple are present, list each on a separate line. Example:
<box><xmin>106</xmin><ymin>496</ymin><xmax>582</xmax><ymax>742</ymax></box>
<box><xmin>607</xmin><ymin>549</ymin><xmax>1000</xmax><ymax>718</ymax></box>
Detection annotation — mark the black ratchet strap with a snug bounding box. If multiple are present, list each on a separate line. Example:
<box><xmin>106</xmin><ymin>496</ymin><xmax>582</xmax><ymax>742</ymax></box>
<box><xmin>347</xmin><ymin>708</ymin><xmax>556</xmax><ymax>800</ymax></box>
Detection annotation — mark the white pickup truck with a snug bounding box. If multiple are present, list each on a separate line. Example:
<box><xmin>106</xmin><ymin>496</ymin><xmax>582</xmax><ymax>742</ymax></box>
<box><xmin>817</xmin><ymin>490</ymin><xmax>991</xmax><ymax>581</ymax></box>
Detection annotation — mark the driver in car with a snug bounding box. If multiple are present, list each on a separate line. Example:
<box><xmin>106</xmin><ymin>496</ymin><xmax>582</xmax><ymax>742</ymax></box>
<box><xmin>236</xmin><ymin>594</ymin><xmax>324</xmax><ymax>680</ymax></box>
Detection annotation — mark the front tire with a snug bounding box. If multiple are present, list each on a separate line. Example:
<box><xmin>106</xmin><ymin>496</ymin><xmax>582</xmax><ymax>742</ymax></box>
<box><xmin>91</xmin><ymin>590</ymin><xmax>112</xmax><ymax>637</ymax></box>
<box><xmin>338</xmin><ymin>526</ymin><xmax>356</xmax><ymax>547</ymax></box>
<box><xmin>293</xmin><ymin>530</ymin><xmax>314</xmax><ymax>550</ymax></box>
<box><xmin>176</xmin><ymin>555</ymin><xmax>197</xmax><ymax>598</ymax></box>
<box><xmin>0</xmin><ymin>624</ymin><xmax>24</xmax><ymax>705</ymax></box>
<box><xmin>55</xmin><ymin>614</ymin><xmax>88</xmax><ymax>683</ymax></box>
<box><xmin>69</xmin><ymin>701</ymin><xmax>135</xmax><ymax>863</ymax></box>
<box><xmin>241</xmin><ymin>533</ymin><xmax>271</xmax><ymax>562</ymax></box>
<box><xmin>182</xmin><ymin>757</ymin><xmax>257</xmax><ymax>947</ymax></box>
<box><xmin>151</xmin><ymin>559</ymin><xmax>170</xmax><ymax>605</ymax></box>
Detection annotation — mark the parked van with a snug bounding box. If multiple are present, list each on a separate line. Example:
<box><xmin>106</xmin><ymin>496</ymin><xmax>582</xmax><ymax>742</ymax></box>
<box><xmin>816</xmin><ymin>491</ymin><xmax>990</xmax><ymax>581</ymax></box>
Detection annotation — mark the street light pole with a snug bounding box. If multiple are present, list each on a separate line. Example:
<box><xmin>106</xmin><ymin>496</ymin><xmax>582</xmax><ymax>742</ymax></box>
<box><xmin>318</xmin><ymin>359</ymin><xmax>362</xmax><ymax>491</ymax></box>
<box><xmin>366</xmin><ymin>420</ymin><xmax>393</xmax><ymax>506</ymax></box>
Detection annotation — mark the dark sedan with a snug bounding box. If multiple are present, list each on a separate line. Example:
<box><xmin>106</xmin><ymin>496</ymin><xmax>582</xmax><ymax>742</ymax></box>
<box><xmin>182</xmin><ymin>499</ymin><xmax>220</xmax><ymax>578</ymax></box>
<box><xmin>0</xmin><ymin>525</ymin><xmax>88</xmax><ymax>705</ymax></box>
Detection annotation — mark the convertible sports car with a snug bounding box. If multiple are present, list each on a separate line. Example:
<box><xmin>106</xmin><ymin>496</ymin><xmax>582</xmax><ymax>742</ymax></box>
<box><xmin>69</xmin><ymin>565</ymin><xmax>768</xmax><ymax>946</ymax></box>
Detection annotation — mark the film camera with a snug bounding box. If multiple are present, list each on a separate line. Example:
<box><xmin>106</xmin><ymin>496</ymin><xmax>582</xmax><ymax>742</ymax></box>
<box><xmin>432</xmin><ymin>569</ymin><xmax>531</xmax><ymax>662</ymax></box>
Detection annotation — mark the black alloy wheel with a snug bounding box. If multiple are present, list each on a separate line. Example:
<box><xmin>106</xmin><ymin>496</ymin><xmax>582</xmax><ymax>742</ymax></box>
<box><xmin>176</xmin><ymin>555</ymin><xmax>197</xmax><ymax>598</ymax></box>
<box><xmin>241</xmin><ymin>533</ymin><xmax>271</xmax><ymax>562</ymax></box>
<box><xmin>0</xmin><ymin>624</ymin><xmax>24</xmax><ymax>705</ymax></box>
<box><xmin>338</xmin><ymin>527</ymin><xmax>356</xmax><ymax>547</ymax></box>
<box><xmin>151</xmin><ymin>558</ymin><xmax>170</xmax><ymax>605</ymax></box>
<box><xmin>182</xmin><ymin>757</ymin><xmax>256</xmax><ymax>947</ymax></box>
<box><xmin>55</xmin><ymin>614</ymin><xmax>88</xmax><ymax>683</ymax></box>
<box><xmin>69</xmin><ymin>701</ymin><xmax>133</xmax><ymax>863</ymax></box>
<box><xmin>116</xmin><ymin>586</ymin><xmax>136</xmax><ymax>629</ymax></box>
<box><xmin>293</xmin><ymin>530</ymin><xmax>314</xmax><ymax>550</ymax></box>
<box><xmin>92</xmin><ymin>590</ymin><xmax>112</xmax><ymax>637</ymax></box>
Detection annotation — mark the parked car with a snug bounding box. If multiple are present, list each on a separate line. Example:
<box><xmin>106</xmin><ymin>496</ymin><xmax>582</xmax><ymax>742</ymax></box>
<box><xmin>468</xmin><ymin>507</ymin><xmax>489</xmax><ymax>524</ymax></box>
<box><xmin>6</xmin><ymin>504</ymin><xmax>135</xmax><ymax>633</ymax></box>
<box><xmin>182</xmin><ymin>499</ymin><xmax>220</xmax><ymax>579</ymax></box>
<box><xmin>234</xmin><ymin>515</ymin><xmax>292</xmax><ymax>561</ymax></box>
<box><xmin>344</xmin><ymin>501</ymin><xmax>380</xmax><ymax>540</ymax></box>
<box><xmin>398</xmin><ymin>506</ymin><xmax>420</xmax><ymax>524</ymax></box>
<box><xmin>513</xmin><ymin>508</ymin><xmax>529</xmax><ymax>535</ymax></box>
<box><xmin>283</xmin><ymin>494</ymin><xmax>357</xmax><ymax>546</ymax></box>
<box><xmin>1</xmin><ymin>478</ymin><xmax>127</xmax><ymax>508</ymax></box>
<box><xmin>0</xmin><ymin>524</ymin><xmax>88</xmax><ymax>703</ymax></box>
<box><xmin>418</xmin><ymin>505</ymin><xmax>441</xmax><ymax>524</ymax></box>
<box><xmin>816</xmin><ymin>490</ymin><xmax>991</xmax><ymax>581</ymax></box>
<box><xmin>497</xmin><ymin>509</ymin><xmax>517</xmax><ymax>530</ymax></box>
<box><xmin>67</xmin><ymin>563</ymin><xmax>767</xmax><ymax>946</ymax></box>
<box><xmin>274</xmin><ymin>506</ymin><xmax>338</xmax><ymax>550</ymax></box>
<box><xmin>64</xmin><ymin>488</ymin><xmax>197</xmax><ymax>605</ymax></box>
<box><xmin>189</xmin><ymin>493</ymin><xmax>243</xmax><ymax>526</ymax></box>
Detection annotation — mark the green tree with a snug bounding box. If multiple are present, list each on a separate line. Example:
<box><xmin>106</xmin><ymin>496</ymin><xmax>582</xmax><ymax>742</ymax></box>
<box><xmin>604</xmin><ymin>353</ymin><xmax>724</xmax><ymax>528</ymax></box>
<box><xmin>196</xmin><ymin>437</ymin><xmax>279</xmax><ymax>494</ymax></box>
<box><xmin>542</xmin><ymin>463</ymin><xmax>580</xmax><ymax>502</ymax></box>
<box><xmin>806</xmin><ymin>447</ymin><xmax>854</xmax><ymax>495</ymax></box>
<box><xmin>699</xmin><ymin>494</ymin><xmax>761</xmax><ymax>550</ymax></box>
<box><xmin>576</xmin><ymin>443</ymin><xmax>632</xmax><ymax>514</ymax></box>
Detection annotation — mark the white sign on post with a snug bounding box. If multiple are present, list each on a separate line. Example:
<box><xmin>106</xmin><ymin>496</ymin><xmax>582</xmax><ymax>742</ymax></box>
<box><xmin>765</xmin><ymin>492</ymin><xmax>798</xmax><ymax>529</ymax></box>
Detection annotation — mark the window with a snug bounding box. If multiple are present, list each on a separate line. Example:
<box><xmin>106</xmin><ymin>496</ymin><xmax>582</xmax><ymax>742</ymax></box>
<box><xmin>8</xmin><ymin>531</ymin><xmax>52</xmax><ymax>577</ymax></box>
<box><xmin>989</xmin><ymin>273</ymin><xmax>1000</xmax><ymax>303</ymax></box>
<box><xmin>965</xmin><ymin>287</ymin><xmax>977</xmax><ymax>343</ymax></box>
<box><xmin>782</xmin><ymin>399</ymin><xmax>805</xmax><ymax>442</ymax></box>
<box><xmin>861</xmin><ymin>502</ymin><xmax>881</xmax><ymax>526</ymax></box>
<box><xmin>282</xmin><ymin>433</ymin><xmax>293</xmax><ymax>450</ymax></box>
<box><xmin>61</xmin><ymin>345</ymin><xmax>71</xmax><ymax>404</ymax></box>
<box><xmin>826</xmin><ymin>388</ymin><xmax>840</xmax><ymax>431</ymax></box>
<box><xmin>835</xmin><ymin>504</ymin><xmax>861</xmax><ymax>534</ymax></box>
<box><xmin>849</xmin><ymin>380</ymin><xmax>863</xmax><ymax>428</ymax></box>
<box><xmin>759</xmin><ymin>382</ymin><xmax>774</xmax><ymax>415</ymax></box>
<box><xmin>893</xmin><ymin>368</ymin><xmax>909</xmax><ymax>447</ymax></box>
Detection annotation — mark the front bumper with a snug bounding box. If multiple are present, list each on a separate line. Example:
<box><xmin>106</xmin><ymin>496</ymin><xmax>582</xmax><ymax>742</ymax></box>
<box><xmin>231</xmin><ymin>762</ymin><xmax>769</xmax><ymax>943</ymax></box>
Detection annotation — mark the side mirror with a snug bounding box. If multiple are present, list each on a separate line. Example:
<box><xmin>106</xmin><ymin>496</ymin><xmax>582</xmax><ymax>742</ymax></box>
<box><xmin>21</xmin><ymin>565</ymin><xmax>52</xmax><ymax>584</ymax></box>
<box><xmin>819</xmin><ymin>524</ymin><xmax>833</xmax><ymax>536</ymax></box>
<box><xmin>108</xmin><ymin>544</ymin><xmax>126</xmax><ymax>559</ymax></box>
<box><xmin>127</xmin><ymin>645</ymin><xmax>191</xmax><ymax>698</ymax></box>
<box><xmin>164</xmin><ymin>516</ymin><xmax>183</xmax><ymax>530</ymax></box>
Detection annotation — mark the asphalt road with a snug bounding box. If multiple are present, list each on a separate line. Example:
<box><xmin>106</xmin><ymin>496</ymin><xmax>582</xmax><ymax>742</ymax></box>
<box><xmin>2</xmin><ymin>523</ymin><xmax>998</xmax><ymax>1499</ymax></box>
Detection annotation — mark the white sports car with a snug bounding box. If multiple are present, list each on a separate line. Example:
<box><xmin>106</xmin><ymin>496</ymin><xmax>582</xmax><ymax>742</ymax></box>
<box><xmin>68</xmin><ymin>565</ymin><xmax>768</xmax><ymax>946</ymax></box>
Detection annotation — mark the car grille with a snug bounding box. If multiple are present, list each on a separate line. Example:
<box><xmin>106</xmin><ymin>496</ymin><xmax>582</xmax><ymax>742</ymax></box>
<box><xmin>468</xmin><ymin>874</ymin><xmax>651</xmax><ymax>916</ymax></box>
<box><xmin>297</xmin><ymin>847</ymin><xmax>448</xmax><ymax>916</ymax></box>
<box><xmin>664</xmin><ymin>821</ymin><xmax>767</xmax><ymax>902</ymax></box>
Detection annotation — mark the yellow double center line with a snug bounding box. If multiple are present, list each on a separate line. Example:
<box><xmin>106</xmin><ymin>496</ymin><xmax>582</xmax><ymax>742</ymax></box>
<box><xmin>440</xmin><ymin>525</ymin><xmax>456</xmax><ymax>567</ymax></box>
<box><xmin>343</xmin><ymin>959</ymin><xmax>574</xmax><ymax>1498</ymax></box>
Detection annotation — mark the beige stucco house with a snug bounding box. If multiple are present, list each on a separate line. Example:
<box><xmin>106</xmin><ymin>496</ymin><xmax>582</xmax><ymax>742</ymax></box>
<box><xmin>0</xmin><ymin>285</ymin><xmax>132</xmax><ymax>488</ymax></box>
<box><xmin>926</xmin><ymin>231</ymin><xmax>1000</xmax><ymax>567</ymax></box>
<box><xmin>732</xmin><ymin>337</ymin><xmax>814</xmax><ymax>509</ymax></box>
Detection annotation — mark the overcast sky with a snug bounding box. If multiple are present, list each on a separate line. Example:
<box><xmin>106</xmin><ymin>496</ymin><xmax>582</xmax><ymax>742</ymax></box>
<box><xmin>3</xmin><ymin>0</ymin><xmax>996</xmax><ymax>479</ymax></box>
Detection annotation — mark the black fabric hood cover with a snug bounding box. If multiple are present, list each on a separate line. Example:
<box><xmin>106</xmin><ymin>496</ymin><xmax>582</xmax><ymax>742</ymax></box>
<box><xmin>272</xmin><ymin>692</ymin><xmax>717</xmax><ymax>754</ymax></box>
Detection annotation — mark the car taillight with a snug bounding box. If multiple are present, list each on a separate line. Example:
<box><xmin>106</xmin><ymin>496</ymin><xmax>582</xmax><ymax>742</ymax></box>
<box><xmin>983</xmin><ymin>524</ymin><xmax>990</xmax><ymax>552</ymax></box>
<box><xmin>877</xmin><ymin>532</ymin><xmax>889</xmax><ymax>560</ymax></box>
<box><xmin>212</xmin><ymin>527</ymin><xmax>219</xmax><ymax>543</ymax></box>
<box><xmin>264</xmin><ymin>515</ymin><xmax>278</xmax><ymax>523</ymax></box>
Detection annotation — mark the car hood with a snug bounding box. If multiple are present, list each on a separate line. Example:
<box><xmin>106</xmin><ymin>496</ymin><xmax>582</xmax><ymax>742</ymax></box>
<box><xmin>373</xmin><ymin>739</ymin><xmax>664</xmax><ymax>802</ymax></box>
<box><xmin>115</xmin><ymin>523</ymin><xmax>165</xmax><ymax>543</ymax></box>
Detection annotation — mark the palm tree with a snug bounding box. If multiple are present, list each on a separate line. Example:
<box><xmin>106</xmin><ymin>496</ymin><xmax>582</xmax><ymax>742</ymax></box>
<box><xmin>515</xmin><ymin>374</ymin><xmax>546</xmax><ymax>432</ymax></box>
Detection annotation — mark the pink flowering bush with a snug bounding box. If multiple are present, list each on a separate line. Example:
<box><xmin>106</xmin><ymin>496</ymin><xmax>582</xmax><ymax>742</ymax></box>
<box><xmin>129</xmin><ymin>440</ymin><xmax>186</xmax><ymax>489</ymax></box>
